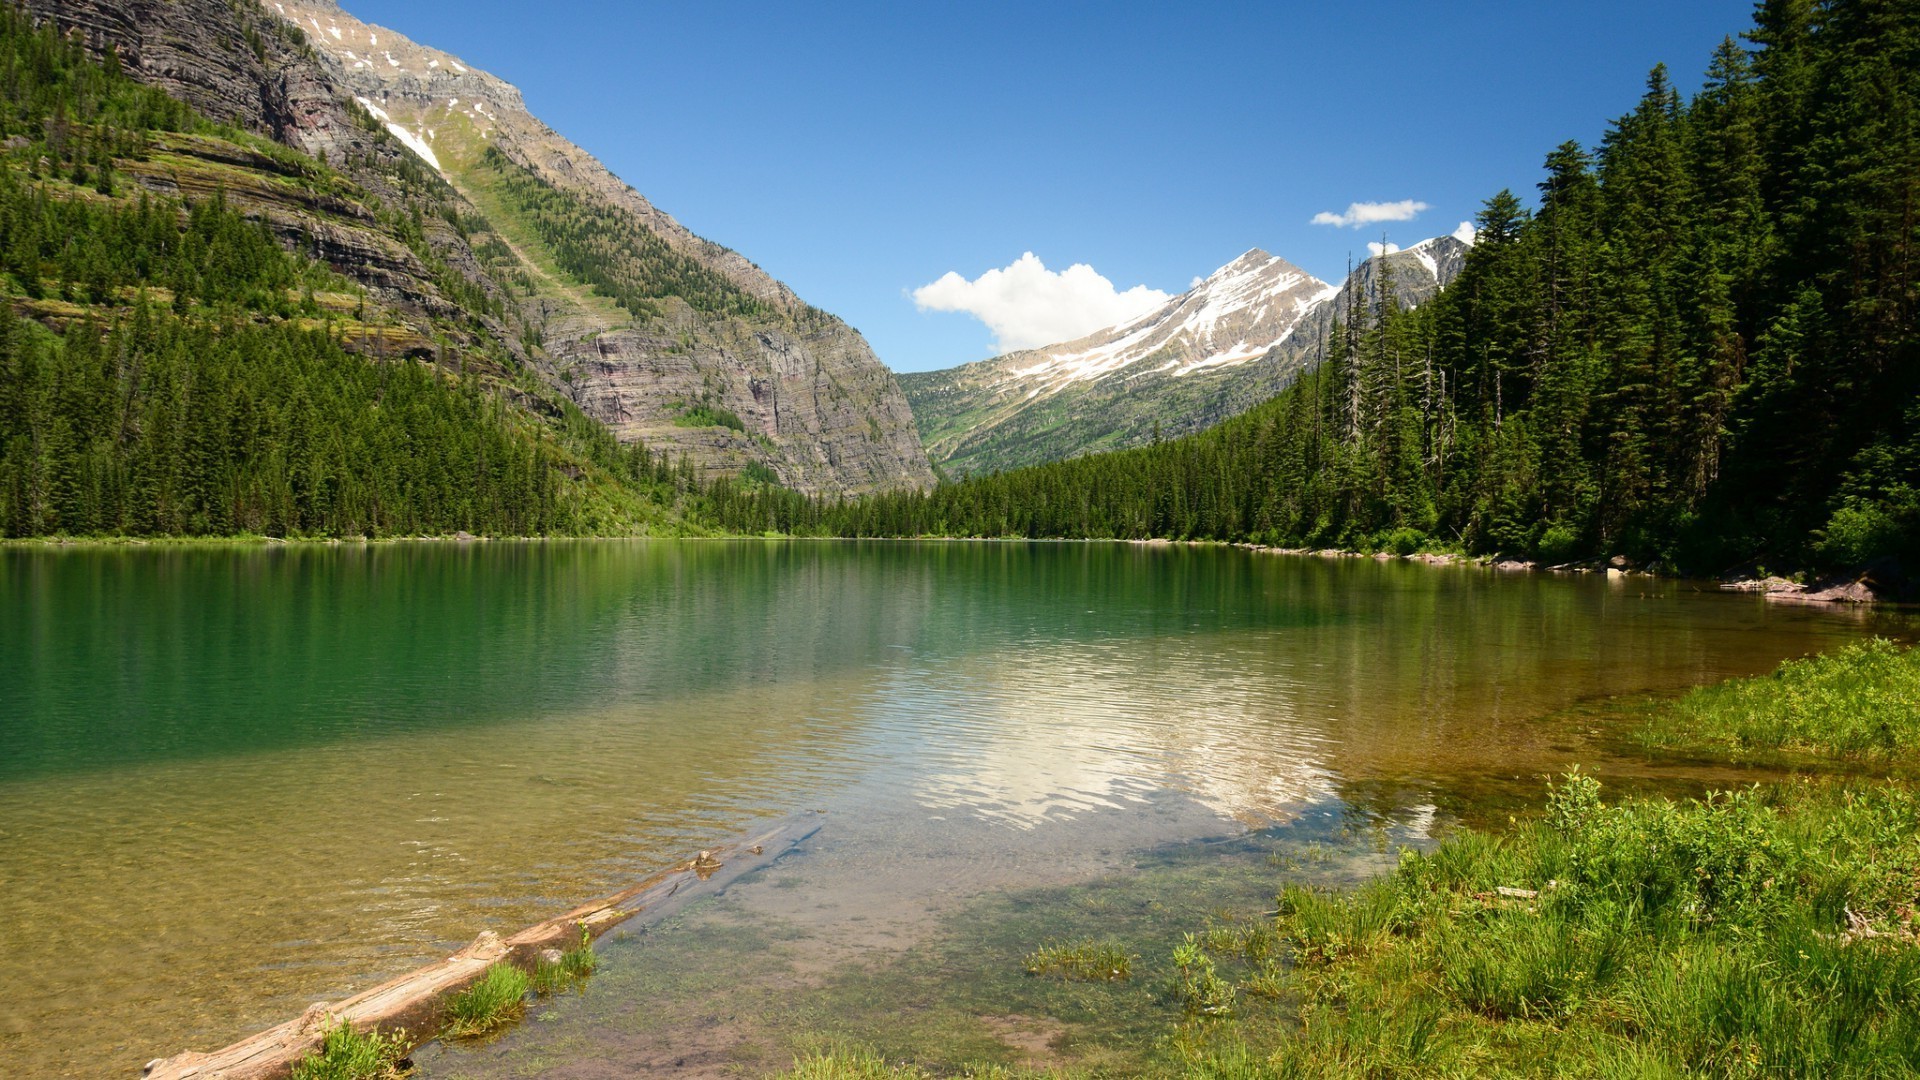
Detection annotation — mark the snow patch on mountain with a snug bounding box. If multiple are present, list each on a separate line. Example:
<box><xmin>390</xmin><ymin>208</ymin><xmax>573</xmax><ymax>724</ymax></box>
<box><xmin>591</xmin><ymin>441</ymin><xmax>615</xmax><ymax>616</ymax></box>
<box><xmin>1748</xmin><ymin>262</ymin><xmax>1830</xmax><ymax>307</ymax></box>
<box><xmin>1000</xmin><ymin>250</ymin><xmax>1333</xmax><ymax>392</ymax></box>
<box><xmin>377</xmin><ymin>116</ymin><xmax>440</xmax><ymax>170</ymax></box>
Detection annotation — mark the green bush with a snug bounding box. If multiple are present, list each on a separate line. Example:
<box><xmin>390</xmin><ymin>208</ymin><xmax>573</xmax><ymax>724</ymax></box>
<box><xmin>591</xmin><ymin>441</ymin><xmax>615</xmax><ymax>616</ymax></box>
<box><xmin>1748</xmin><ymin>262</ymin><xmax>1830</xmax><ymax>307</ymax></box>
<box><xmin>1382</xmin><ymin>527</ymin><xmax>1427</xmax><ymax>557</ymax></box>
<box><xmin>1816</xmin><ymin>500</ymin><xmax>1911</xmax><ymax>565</ymax></box>
<box><xmin>1534</xmin><ymin>524</ymin><xmax>1581</xmax><ymax>563</ymax></box>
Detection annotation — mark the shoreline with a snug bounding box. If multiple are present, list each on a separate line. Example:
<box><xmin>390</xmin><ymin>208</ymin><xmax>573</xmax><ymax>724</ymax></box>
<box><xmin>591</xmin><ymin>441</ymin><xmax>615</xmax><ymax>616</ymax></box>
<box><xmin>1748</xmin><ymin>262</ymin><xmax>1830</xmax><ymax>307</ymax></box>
<box><xmin>757</xmin><ymin>639</ymin><xmax>1920</xmax><ymax>1080</ymax></box>
<box><xmin>5</xmin><ymin>531</ymin><xmax>1899</xmax><ymax>603</ymax></box>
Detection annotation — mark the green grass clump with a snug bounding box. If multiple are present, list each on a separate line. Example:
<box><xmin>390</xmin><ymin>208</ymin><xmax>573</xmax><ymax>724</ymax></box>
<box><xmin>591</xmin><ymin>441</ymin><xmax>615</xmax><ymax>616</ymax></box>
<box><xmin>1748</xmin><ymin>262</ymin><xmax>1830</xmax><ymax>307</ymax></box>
<box><xmin>1170</xmin><ymin>934</ymin><xmax>1237</xmax><ymax>1018</ymax></box>
<box><xmin>1212</xmin><ymin>772</ymin><xmax>1920</xmax><ymax>1077</ymax></box>
<box><xmin>440</xmin><ymin>962</ymin><xmax>531</xmax><ymax>1039</ymax></box>
<box><xmin>782</xmin><ymin>1048</ymin><xmax>928</xmax><ymax>1080</ymax></box>
<box><xmin>1021</xmin><ymin>938</ymin><xmax>1132</xmax><ymax>981</ymax></box>
<box><xmin>560</xmin><ymin>932</ymin><xmax>598</xmax><ymax>978</ymax></box>
<box><xmin>530</xmin><ymin>927</ymin><xmax>599</xmax><ymax>995</ymax></box>
<box><xmin>1637</xmin><ymin>638</ymin><xmax>1920</xmax><ymax>765</ymax></box>
<box><xmin>528</xmin><ymin>955</ymin><xmax>568</xmax><ymax>997</ymax></box>
<box><xmin>289</xmin><ymin>1022</ymin><xmax>411</xmax><ymax>1080</ymax></box>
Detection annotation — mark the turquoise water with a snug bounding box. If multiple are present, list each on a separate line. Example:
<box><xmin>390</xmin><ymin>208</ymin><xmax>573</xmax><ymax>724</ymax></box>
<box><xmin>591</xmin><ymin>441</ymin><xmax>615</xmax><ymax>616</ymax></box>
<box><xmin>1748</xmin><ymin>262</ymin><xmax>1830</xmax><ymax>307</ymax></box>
<box><xmin>0</xmin><ymin>541</ymin><xmax>1900</xmax><ymax>1076</ymax></box>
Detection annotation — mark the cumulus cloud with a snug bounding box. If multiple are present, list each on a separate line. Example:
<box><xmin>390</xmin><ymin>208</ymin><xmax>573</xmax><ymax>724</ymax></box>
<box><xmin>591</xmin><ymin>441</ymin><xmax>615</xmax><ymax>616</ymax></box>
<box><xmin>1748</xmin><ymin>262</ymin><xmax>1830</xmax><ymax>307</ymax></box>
<box><xmin>1452</xmin><ymin>220</ymin><xmax>1478</xmax><ymax>245</ymax></box>
<box><xmin>1311</xmin><ymin>199</ymin><xmax>1432</xmax><ymax>229</ymax></box>
<box><xmin>1367</xmin><ymin>240</ymin><xmax>1402</xmax><ymax>257</ymax></box>
<box><xmin>912</xmin><ymin>253</ymin><xmax>1171</xmax><ymax>354</ymax></box>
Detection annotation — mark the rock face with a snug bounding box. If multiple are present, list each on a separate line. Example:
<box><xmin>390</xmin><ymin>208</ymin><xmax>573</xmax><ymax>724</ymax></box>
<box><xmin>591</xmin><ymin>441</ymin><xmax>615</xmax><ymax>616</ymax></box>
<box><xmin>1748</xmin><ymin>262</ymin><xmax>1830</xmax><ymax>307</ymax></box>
<box><xmin>267</xmin><ymin>0</ymin><xmax>932</xmax><ymax>495</ymax></box>
<box><xmin>31</xmin><ymin>0</ymin><xmax>488</xmax><ymax>327</ymax></box>
<box><xmin>30</xmin><ymin>0</ymin><xmax>932</xmax><ymax>496</ymax></box>
<box><xmin>905</xmin><ymin>236</ymin><xmax>1471</xmax><ymax>476</ymax></box>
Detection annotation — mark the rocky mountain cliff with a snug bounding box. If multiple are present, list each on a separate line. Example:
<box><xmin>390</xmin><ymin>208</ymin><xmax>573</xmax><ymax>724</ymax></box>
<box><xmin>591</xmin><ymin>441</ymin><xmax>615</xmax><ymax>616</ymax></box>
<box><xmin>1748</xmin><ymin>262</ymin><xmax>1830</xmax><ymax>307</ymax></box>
<box><xmin>904</xmin><ymin>236</ymin><xmax>1470</xmax><ymax>476</ymax></box>
<box><xmin>31</xmin><ymin>0</ymin><xmax>932</xmax><ymax>496</ymax></box>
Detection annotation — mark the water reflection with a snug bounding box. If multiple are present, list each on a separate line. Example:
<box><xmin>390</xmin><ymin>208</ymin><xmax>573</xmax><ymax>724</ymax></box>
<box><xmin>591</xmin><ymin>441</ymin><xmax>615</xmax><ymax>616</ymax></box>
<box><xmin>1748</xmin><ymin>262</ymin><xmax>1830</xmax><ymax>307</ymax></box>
<box><xmin>888</xmin><ymin>640</ymin><xmax>1335</xmax><ymax>828</ymax></box>
<box><xmin>0</xmin><ymin>542</ymin><xmax>1904</xmax><ymax>1077</ymax></box>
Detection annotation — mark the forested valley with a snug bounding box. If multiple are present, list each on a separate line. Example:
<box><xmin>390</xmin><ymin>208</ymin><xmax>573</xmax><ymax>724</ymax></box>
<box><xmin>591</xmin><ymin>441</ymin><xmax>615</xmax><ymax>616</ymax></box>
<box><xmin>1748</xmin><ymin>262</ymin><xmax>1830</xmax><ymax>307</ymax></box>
<box><xmin>709</xmin><ymin>1</ymin><xmax>1919</xmax><ymax>576</ymax></box>
<box><xmin>8</xmin><ymin>0</ymin><xmax>1917</xmax><ymax>573</ymax></box>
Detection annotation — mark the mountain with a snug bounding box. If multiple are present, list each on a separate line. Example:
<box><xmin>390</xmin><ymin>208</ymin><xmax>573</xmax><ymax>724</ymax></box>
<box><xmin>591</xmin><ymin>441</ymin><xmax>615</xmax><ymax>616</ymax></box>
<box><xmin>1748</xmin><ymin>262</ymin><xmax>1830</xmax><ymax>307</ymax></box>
<box><xmin>32</xmin><ymin>0</ymin><xmax>932</xmax><ymax>498</ymax></box>
<box><xmin>904</xmin><ymin>236</ymin><xmax>1469</xmax><ymax>476</ymax></box>
<box><xmin>0</xmin><ymin>1</ymin><xmax>725</xmax><ymax>538</ymax></box>
<box><xmin>717</xmin><ymin>3</ymin><xmax>1920</xmax><ymax>580</ymax></box>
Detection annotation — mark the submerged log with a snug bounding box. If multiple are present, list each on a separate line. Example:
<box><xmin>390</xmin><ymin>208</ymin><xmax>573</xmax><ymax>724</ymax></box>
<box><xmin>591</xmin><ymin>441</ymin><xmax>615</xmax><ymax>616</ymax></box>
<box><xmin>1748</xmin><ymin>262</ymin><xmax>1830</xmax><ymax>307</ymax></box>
<box><xmin>141</xmin><ymin>816</ymin><xmax>820</xmax><ymax>1080</ymax></box>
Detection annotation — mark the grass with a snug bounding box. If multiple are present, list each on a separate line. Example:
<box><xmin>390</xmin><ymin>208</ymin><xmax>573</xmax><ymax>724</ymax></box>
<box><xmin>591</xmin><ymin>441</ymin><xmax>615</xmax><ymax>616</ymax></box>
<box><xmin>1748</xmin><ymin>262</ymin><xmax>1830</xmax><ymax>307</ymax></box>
<box><xmin>289</xmin><ymin>1022</ymin><xmax>411</xmax><ymax>1080</ymax></box>
<box><xmin>1636</xmin><ymin>638</ymin><xmax>1920</xmax><ymax>767</ymax></box>
<box><xmin>780</xmin><ymin>1047</ymin><xmax>1056</xmax><ymax>1079</ymax></box>
<box><xmin>1022</xmin><ymin>939</ymin><xmax>1133</xmax><ymax>982</ymax></box>
<box><xmin>439</xmin><ymin>962</ymin><xmax>532</xmax><ymax>1039</ymax></box>
<box><xmin>426</xmin><ymin>641</ymin><xmax>1920</xmax><ymax>1078</ymax></box>
<box><xmin>1178</xmin><ymin>639</ymin><xmax>1920</xmax><ymax>1078</ymax></box>
<box><xmin>1222</xmin><ymin>775</ymin><xmax>1920</xmax><ymax>1077</ymax></box>
<box><xmin>530</xmin><ymin>927</ymin><xmax>599</xmax><ymax>995</ymax></box>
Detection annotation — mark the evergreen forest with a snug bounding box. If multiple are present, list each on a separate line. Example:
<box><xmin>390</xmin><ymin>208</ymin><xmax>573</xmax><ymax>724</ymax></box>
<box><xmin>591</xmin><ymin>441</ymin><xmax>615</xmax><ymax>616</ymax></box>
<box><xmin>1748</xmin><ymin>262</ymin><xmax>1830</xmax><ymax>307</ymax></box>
<box><xmin>709</xmin><ymin>0</ymin><xmax>1920</xmax><ymax>575</ymax></box>
<box><xmin>7</xmin><ymin>0</ymin><xmax>1918</xmax><ymax>574</ymax></box>
<box><xmin>0</xmin><ymin>7</ymin><xmax>696</xmax><ymax>539</ymax></box>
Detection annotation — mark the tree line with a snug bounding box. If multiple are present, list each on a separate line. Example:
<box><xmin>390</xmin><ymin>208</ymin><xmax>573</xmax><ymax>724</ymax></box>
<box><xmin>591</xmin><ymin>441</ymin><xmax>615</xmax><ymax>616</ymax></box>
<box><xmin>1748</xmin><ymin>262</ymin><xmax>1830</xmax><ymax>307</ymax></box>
<box><xmin>708</xmin><ymin>0</ymin><xmax>1920</xmax><ymax>574</ymax></box>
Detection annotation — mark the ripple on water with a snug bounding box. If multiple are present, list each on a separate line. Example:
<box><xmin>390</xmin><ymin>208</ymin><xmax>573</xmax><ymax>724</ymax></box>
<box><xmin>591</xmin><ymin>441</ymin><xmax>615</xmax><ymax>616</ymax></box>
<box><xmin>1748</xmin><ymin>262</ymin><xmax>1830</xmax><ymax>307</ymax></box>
<box><xmin>0</xmin><ymin>541</ymin><xmax>1903</xmax><ymax>1076</ymax></box>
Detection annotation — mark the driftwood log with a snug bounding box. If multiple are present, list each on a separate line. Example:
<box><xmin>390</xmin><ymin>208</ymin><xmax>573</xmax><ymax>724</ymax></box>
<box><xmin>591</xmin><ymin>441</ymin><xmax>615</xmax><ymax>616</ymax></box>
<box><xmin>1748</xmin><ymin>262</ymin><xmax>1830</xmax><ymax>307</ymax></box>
<box><xmin>141</xmin><ymin>816</ymin><xmax>821</xmax><ymax>1079</ymax></box>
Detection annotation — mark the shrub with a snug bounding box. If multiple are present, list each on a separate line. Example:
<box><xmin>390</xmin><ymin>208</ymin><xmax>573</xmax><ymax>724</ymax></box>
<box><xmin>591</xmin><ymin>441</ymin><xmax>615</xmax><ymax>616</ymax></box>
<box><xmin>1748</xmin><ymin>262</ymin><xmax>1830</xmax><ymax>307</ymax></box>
<box><xmin>1534</xmin><ymin>523</ymin><xmax>1581</xmax><ymax>563</ymax></box>
<box><xmin>1382</xmin><ymin>527</ymin><xmax>1427</xmax><ymax>557</ymax></box>
<box><xmin>1816</xmin><ymin>500</ymin><xmax>1907</xmax><ymax>565</ymax></box>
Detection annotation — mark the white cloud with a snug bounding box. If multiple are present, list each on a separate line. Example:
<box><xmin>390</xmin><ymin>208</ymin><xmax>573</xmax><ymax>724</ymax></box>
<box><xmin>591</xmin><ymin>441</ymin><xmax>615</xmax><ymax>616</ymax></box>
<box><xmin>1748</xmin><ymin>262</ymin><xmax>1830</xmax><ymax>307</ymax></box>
<box><xmin>1451</xmin><ymin>220</ymin><xmax>1478</xmax><ymax>245</ymax></box>
<box><xmin>1311</xmin><ymin>199</ymin><xmax>1431</xmax><ymax>229</ymax></box>
<box><xmin>912</xmin><ymin>253</ymin><xmax>1171</xmax><ymax>354</ymax></box>
<box><xmin>1367</xmin><ymin>241</ymin><xmax>1402</xmax><ymax>257</ymax></box>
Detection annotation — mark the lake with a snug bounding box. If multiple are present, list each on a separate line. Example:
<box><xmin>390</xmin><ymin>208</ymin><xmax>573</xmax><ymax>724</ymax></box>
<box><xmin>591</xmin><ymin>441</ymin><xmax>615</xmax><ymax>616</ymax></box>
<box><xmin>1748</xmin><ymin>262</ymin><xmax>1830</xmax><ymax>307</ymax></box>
<box><xmin>0</xmin><ymin>540</ymin><xmax>1902</xmax><ymax>1076</ymax></box>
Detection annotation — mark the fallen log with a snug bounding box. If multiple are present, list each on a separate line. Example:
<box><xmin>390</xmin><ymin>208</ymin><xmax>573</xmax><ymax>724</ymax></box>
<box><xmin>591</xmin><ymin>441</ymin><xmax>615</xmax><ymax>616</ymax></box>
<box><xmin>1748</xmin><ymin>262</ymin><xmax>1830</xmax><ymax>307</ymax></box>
<box><xmin>141</xmin><ymin>815</ymin><xmax>821</xmax><ymax>1080</ymax></box>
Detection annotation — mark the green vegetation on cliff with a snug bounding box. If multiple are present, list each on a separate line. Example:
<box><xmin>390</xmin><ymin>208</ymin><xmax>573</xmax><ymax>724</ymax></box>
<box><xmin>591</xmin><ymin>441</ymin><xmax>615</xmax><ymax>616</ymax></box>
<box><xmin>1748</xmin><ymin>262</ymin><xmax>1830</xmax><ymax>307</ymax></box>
<box><xmin>476</xmin><ymin>146</ymin><xmax>766</xmax><ymax>323</ymax></box>
<box><xmin>0</xmin><ymin>8</ymin><xmax>703</xmax><ymax>538</ymax></box>
<box><xmin>716</xmin><ymin>1</ymin><xmax>1920</xmax><ymax>575</ymax></box>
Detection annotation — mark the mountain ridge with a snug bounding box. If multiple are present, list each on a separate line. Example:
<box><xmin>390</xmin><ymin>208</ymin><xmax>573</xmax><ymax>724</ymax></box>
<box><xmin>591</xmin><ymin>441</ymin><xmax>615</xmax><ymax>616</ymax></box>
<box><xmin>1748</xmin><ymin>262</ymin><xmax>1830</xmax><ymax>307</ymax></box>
<box><xmin>272</xmin><ymin>0</ymin><xmax>935</xmax><ymax>496</ymax></box>
<box><xmin>904</xmin><ymin>236</ymin><xmax>1469</xmax><ymax>476</ymax></box>
<box><xmin>34</xmin><ymin>0</ymin><xmax>933</xmax><ymax>498</ymax></box>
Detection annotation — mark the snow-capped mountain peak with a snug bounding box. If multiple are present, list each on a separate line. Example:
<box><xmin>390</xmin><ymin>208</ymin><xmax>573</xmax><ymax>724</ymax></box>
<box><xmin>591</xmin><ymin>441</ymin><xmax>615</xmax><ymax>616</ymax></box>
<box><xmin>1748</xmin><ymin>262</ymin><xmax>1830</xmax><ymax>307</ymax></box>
<box><xmin>902</xmin><ymin>234</ymin><xmax>1473</xmax><ymax>477</ymax></box>
<box><xmin>1002</xmin><ymin>249</ymin><xmax>1334</xmax><ymax>393</ymax></box>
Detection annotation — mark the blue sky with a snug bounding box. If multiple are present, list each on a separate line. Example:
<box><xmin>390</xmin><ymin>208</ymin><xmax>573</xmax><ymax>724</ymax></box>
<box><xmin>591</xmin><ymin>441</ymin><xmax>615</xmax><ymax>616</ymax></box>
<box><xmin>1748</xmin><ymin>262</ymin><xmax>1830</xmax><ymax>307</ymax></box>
<box><xmin>350</xmin><ymin>0</ymin><xmax>1758</xmax><ymax>372</ymax></box>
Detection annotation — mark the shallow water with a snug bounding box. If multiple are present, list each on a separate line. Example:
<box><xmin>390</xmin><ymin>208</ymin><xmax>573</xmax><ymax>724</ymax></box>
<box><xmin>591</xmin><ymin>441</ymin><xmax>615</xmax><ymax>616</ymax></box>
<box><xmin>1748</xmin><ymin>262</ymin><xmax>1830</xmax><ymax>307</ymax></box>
<box><xmin>0</xmin><ymin>541</ymin><xmax>1902</xmax><ymax>1076</ymax></box>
